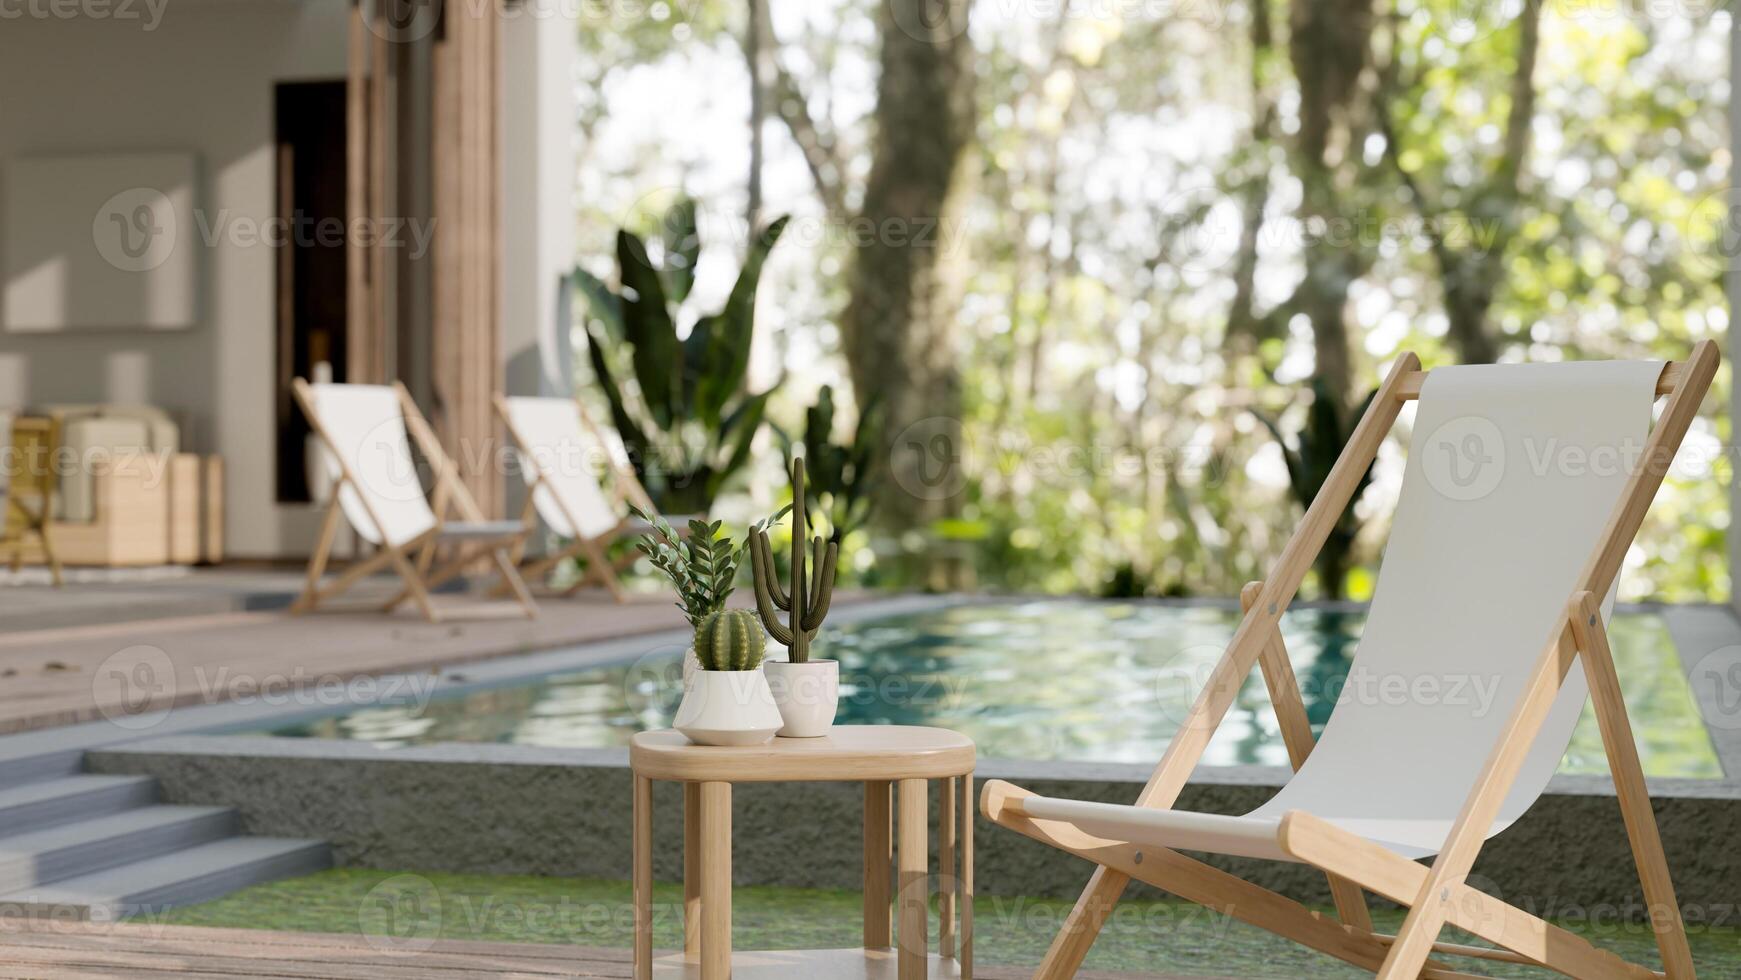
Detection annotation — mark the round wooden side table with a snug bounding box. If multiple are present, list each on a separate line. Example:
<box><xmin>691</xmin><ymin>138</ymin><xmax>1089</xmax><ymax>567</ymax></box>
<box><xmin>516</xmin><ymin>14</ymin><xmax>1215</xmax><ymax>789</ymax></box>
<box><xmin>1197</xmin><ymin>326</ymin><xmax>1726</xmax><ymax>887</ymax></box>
<box><xmin>629</xmin><ymin>725</ymin><xmax>976</xmax><ymax>980</ymax></box>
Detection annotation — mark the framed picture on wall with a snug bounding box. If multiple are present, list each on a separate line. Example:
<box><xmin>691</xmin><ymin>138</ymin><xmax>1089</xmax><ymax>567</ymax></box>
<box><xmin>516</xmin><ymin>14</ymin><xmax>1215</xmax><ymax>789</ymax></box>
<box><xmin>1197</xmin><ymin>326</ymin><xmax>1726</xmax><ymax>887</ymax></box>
<box><xmin>2</xmin><ymin>153</ymin><xmax>198</xmax><ymax>332</ymax></box>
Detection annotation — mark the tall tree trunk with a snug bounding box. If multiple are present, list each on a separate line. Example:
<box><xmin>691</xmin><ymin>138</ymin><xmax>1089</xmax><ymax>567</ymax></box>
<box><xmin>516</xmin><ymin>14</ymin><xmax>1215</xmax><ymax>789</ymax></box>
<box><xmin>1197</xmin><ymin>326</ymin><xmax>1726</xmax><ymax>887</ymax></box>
<box><xmin>745</xmin><ymin>0</ymin><xmax>770</xmax><ymax>226</ymax></box>
<box><xmin>1285</xmin><ymin>0</ymin><xmax>1377</xmax><ymax>410</ymax></box>
<box><xmin>843</xmin><ymin>0</ymin><xmax>976</xmax><ymax>587</ymax></box>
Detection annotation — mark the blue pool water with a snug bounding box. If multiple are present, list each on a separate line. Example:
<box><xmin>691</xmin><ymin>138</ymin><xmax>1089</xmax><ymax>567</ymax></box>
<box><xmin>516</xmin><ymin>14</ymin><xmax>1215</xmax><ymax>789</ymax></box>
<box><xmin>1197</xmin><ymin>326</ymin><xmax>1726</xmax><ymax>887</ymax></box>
<box><xmin>263</xmin><ymin>600</ymin><xmax>1723</xmax><ymax>779</ymax></box>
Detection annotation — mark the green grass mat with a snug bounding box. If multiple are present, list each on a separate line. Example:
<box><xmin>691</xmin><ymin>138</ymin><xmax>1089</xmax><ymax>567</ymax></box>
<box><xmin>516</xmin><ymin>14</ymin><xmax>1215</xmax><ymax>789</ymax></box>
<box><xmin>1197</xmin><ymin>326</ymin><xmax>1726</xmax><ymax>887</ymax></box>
<box><xmin>152</xmin><ymin>869</ymin><xmax>1741</xmax><ymax>977</ymax></box>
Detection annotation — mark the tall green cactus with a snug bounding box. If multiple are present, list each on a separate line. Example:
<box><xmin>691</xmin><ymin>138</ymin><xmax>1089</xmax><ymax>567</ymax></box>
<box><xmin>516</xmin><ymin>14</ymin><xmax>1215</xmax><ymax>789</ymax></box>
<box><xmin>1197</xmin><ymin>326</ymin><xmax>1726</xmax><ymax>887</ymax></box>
<box><xmin>749</xmin><ymin>457</ymin><xmax>838</xmax><ymax>663</ymax></box>
<box><xmin>693</xmin><ymin>609</ymin><xmax>767</xmax><ymax>671</ymax></box>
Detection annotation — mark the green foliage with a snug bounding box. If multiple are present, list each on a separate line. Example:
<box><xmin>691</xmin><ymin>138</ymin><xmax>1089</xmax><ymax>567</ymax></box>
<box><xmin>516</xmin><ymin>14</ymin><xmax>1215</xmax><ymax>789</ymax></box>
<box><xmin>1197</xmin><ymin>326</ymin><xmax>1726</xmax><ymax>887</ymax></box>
<box><xmin>1251</xmin><ymin>381</ymin><xmax>1378</xmax><ymax>601</ymax></box>
<box><xmin>693</xmin><ymin>609</ymin><xmax>768</xmax><ymax>671</ymax></box>
<box><xmin>578</xmin><ymin>2</ymin><xmax>1730</xmax><ymax>603</ymax></box>
<box><xmin>777</xmin><ymin>385</ymin><xmax>883</xmax><ymax>542</ymax></box>
<box><xmin>575</xmin><ymin>202</ymin><xmax>791</xmax><ymax>514</ymax></box>
<box><xmin>629</xmin><ymin>507</ymin><xmax>742</xmax><ymax>628</ymax></box>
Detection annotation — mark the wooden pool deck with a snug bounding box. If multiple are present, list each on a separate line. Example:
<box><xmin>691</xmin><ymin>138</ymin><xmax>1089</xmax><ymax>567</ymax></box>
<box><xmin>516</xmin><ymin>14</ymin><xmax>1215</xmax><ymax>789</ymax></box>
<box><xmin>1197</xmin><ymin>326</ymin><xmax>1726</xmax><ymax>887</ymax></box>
<box><xmin>0</xmin><ymin>921</ymin><xmax>1179</xmax><ymax>979</ymax></box>
<box><xmin>0</xmin><ymin>580</ymin><xmax>702</xmax><ymax>735</ymax></box>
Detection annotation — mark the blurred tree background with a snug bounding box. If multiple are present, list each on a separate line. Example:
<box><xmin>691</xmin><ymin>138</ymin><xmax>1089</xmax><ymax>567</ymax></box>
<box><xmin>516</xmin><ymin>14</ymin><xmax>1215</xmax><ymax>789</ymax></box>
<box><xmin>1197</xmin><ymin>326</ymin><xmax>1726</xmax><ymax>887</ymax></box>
<box><xmin>570</xmin><ymin>0</ymin><xmax>1732</xmax><ymax>603</ymax></box>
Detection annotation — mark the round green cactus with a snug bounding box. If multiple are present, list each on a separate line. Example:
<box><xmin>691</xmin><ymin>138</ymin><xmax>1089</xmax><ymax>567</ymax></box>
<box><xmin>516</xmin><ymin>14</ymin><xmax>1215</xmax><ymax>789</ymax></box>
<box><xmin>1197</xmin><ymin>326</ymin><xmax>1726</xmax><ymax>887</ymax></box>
<box><xmin>693</xmin><ymin>609</ymin><xmax>767</xmax><ymax>671</ymax></box>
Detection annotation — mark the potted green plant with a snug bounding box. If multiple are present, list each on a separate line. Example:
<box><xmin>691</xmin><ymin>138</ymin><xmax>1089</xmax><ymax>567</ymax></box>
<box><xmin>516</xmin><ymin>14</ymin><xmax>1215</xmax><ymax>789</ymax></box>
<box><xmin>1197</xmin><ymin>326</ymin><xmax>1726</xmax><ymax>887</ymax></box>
<box><xmin>632</xmin><ymin>510</ymin><xmax>781</xmax><ymax>746</ymax></box>
<box><xmin>749</xmin><ymin>457</ymin><xmax>842</xmax><ymax>738</ymax></box>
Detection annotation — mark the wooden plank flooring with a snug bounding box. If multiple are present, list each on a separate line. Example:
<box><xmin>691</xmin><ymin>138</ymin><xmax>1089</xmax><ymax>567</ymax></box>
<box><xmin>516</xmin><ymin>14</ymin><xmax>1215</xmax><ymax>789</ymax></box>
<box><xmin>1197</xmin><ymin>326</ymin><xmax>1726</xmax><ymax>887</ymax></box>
<box><xmin>0</xmin><ymin>922</ymin><xmax>1187</xmax><ymax>979</ymax></box>
<box><xmin>0</xmin><ymin>585</ymin><xmax>697</xmax><ymax>735</ymax></box>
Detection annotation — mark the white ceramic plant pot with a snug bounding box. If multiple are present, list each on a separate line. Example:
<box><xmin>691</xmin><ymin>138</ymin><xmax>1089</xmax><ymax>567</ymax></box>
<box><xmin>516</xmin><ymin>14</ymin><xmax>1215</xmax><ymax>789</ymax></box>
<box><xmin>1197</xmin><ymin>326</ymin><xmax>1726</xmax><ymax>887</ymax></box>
<box><xmin>764</xmin><ymin>659</ymin><xmax>840</xmax><ymax>738</ymax></box>
<box><xmin>673</xmin><ymin>668</ymin><xmax>783</xmax><ymax>746</ymax></box>
<box><xmin>681</xmin><ymin>646</ymin><xmax>701</xmax><ymax>685</ymax></box>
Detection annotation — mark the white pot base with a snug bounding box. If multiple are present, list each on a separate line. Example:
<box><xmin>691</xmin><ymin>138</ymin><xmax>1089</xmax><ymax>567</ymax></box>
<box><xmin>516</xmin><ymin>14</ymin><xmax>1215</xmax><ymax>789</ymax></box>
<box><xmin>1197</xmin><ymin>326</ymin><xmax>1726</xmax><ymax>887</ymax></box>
<box><xmin>673</xmin><ymin>668</ymin><xmax>782</xmax><ymax>747</ymax></box>
<box><xmin>764</xmin><ymin>659</ymin><xmax>840</xmax><ymax>738</ymax></box>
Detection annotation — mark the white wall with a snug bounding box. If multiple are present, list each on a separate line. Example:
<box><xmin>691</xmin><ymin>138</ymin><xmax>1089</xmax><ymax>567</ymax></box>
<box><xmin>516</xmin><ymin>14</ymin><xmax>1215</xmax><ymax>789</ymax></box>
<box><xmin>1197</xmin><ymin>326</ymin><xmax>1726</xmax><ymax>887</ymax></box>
<box><xmin>0</xmin><ymin>0</ymin><xmax>351</xmax><ymax>558</ymax></box>
<box><xmin>501</xmin><ymin>2</ymin><xmax>578</xmax><ymax>548</ymax></box>
<box><xmin>501</xmin><ymin>1</ymin><xmax>578</xmax><ymax>402</ymax></box>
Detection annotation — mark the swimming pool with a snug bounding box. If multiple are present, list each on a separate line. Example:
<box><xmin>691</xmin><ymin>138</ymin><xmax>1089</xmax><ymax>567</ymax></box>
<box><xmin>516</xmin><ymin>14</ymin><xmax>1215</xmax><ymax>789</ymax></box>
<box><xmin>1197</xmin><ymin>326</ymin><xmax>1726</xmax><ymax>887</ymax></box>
<box><xmin>262</xmin><ymin>599</ymin><xmax>1724</xmax><ymax>779</ymax></box>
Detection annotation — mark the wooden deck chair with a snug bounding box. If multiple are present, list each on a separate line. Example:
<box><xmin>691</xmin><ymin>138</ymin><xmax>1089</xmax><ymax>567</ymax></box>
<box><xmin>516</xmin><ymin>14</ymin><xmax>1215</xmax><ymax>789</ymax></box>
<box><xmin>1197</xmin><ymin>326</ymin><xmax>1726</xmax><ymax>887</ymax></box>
<box><xmin>2</xmin><ymin>415</ymin><xmax>64</xmax><ymax>587</ymax></box>
<box><xmin>983</xmin><ymin>343</ymin><xmax>1717</xmax><ymax>980</ymax></box>
<box><xmin>291</xmin><ymin>379</ymin><xmax>537</xmax><ymax>623</ymax></box>
<box><xmin>494</xmin><ymin>394</ymin><xmax>696</xmax><ymax>600</ymax></box>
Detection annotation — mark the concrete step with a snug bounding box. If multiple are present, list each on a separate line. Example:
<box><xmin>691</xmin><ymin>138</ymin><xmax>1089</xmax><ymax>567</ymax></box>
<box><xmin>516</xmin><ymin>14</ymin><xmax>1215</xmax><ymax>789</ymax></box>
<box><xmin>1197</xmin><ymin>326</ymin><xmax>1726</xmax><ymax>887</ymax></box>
<box><xmin>0</xmin><ymin>836</ymin><xmax>331</xmax><ymax>918</ymax></box>
<box><xmin>0</xmin><ymin>750</ymin><xmax>83</xmax><ymax>787</ymax></box>
<box><xmin>0</xmin><ymin>806</ymin><xmax>238</xmax><ymax>891</ymax></box>
<box><xmin>0</xmin><ymin>775</ymin><xmax>157</xmax><ymax>837</ymax></box>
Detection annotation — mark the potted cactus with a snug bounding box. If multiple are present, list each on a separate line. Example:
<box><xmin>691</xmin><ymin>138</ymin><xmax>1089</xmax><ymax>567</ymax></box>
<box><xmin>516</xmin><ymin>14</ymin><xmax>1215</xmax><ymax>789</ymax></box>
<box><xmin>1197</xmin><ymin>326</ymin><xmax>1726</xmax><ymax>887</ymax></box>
<box><xmin>632</xmin><ymin>510</ymin><xmax>781</xmax><ymax>746</ymax></box>
<box><xmin>749</xmin><ymin>457</ymin><xmax>842</xmax><ymax>737</ymax></box>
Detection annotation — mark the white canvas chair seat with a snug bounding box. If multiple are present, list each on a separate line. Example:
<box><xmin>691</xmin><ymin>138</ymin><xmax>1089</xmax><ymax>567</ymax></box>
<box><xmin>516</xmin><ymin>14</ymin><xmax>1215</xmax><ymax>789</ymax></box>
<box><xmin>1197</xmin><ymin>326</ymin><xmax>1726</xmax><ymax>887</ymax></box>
<box><xmin>1015</xmin><ymin>360</ymin><xmax>1655</xmax><ymax>866</ymax></box>
<box><xmin>305</xmin><ymin>384</ymin><xmax>438</xmax><ymax>548</ymax></box>
<box><xmin>985</xmin><ymin>346</ymin><xmax>1717</xmax><ymax>980</ymax></box>
<box><xmin>504</xmin><ymin>395</ymin><xmax>625</xmax><ymax>542</ymax></box>
<box><xmin>293</xmin><ymin>380</ymin><xmax>536</xmax><ymax>623</ymax></box>
<box><xmin>496</xmin><ymin>394</ymin><xmax>694</xmax><ymax>601</ymax></box>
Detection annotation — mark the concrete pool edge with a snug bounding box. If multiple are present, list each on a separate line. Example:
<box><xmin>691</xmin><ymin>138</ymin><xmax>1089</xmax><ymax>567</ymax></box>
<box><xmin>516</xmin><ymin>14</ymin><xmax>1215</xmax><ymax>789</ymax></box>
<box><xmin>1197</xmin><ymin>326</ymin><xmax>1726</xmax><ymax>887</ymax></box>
<box><xmin>85</xmin><ymin>732</ymin><xmax>1741</xmax><ymax>916</ymax></box>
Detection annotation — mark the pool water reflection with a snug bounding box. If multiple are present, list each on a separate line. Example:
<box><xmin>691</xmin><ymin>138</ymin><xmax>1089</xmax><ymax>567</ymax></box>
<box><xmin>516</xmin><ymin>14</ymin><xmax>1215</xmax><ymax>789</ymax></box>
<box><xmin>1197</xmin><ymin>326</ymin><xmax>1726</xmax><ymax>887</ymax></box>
<box><xmin>264</xmin><ymin>600</ymin><xmax>1722</xmax><ymax>779</ymax></box>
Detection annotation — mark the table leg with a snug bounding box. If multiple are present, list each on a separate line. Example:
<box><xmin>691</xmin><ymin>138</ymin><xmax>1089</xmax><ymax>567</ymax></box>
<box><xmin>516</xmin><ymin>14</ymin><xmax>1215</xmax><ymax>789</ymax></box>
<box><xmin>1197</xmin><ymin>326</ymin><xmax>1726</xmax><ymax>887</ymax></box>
<box><xmin>633</xmin><ymin>775</ymin><xmax>652</xmax><ymax>980</ymax></box>
<box><xmin>863</xmin><ymin>780</ymin><xmax>892</xmax><ymax>948</ymax></box>
<box><xmin>940</xmin><ymin>777</ymin><xmax>956</xmax><ymax>959</ymax></box>
<box><xmin>961</xmin><ymin>774</ymin><xmax>973</xmax><ymax>980</ymax></box>
<box><xmin>699</xmin><ymin>781</ymin><xmax>732</xmax><ymax>980</ymax></box>
<box><xmin>684</xmin><ymin>782</ymin><xmax>701</xmax><ymax>957</ymax></box>
<box><xmin>897</xmin><ymin>778</ymin><xmax>928</xmax><ymax>980</ymax></box>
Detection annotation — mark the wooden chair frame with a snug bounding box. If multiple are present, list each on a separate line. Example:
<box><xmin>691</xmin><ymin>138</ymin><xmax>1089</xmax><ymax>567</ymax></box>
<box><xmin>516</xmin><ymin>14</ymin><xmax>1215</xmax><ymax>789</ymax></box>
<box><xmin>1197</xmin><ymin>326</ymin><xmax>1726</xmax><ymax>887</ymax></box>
<box><xmin>290</xmin><ymin>379</ymin><xmax>536</xmax><ymax>624</ymax></box>
<box><xmin>3</xmin><ymin>415</ymin><xmax>64</xmax><ymax>587</ymax></box>
<box><xmin>492</xmin><ymin>394</ymin><xmax>683</xmax><ymax>601</ymax></box>
<box><xmin>983</xmin><ymin>342</ymin><xmax>1717</xmax><ymax>980</ymax></box>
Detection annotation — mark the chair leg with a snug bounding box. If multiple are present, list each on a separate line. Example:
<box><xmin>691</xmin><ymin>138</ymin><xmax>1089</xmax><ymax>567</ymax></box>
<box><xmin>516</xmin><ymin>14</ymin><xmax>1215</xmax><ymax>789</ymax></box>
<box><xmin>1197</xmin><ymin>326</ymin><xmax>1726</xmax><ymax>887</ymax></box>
<box><xmin>492</xmin><ymin>546</ymin><xmax>539</xmax><ymax>619</ymax></box>
<box><xmin>293</xmin><ymin>499</ymin><xmax>344</xmax><ymax>613</ymax></box>
<box><xmin>5</xmin><ymin>500</ymin><xmax>25</xmax><ymax>574</ymax></box>
<box><xmin>565</xmin><ymin>537</ymin><xmax>625</xmax><ymax>601</ymax></box>
<box><xmin>1373</xmin><ymin>624</ymin><xmax>1580</xmax><ymax>979</ymax></box>
<box><xmin>1281</xmin><ymin>808</ymin><xmax>1657</xmax><ymax>980</ymax></box>
<box><xmin>1036</xmin><ymin>867</ymin><xmax>1130</xmax><ymax>979</ymax></box>
<box><xmin>415</xmin><ymin>536</ymin><xmax>438</xmax><ymax>576</ymax></box>
<box><xmin>1571</xmin><ymin>592</ymin><xmax>1697</xmax><ymax>978</ymax></box>
<box><xmin>385</xmin><ymin>538</ymin><xmax>492</xmax><ymax>610</ymax></box>
<box><xmin>27</xmin><ymin>494</ymin><xmax>63</xmax><ymax>587</ymax></box>
<box><xmin>303</xmin><ymin>547</ymin><xmax>395</xmax><ymax>610</ymax></box>
<box><xmin>382</xmin><ymin>545</ymin><xmax>440</xmax><ymax>622</ymax></box>
<box><xmin>36</xmin><ymin>526</ymin><xmax>63</xmax><ymax>588</ymax></box>
<box><xmin>988</xmin><ymin>785</ymin><xmax>1486</xmax><ymax>979</ymax></box>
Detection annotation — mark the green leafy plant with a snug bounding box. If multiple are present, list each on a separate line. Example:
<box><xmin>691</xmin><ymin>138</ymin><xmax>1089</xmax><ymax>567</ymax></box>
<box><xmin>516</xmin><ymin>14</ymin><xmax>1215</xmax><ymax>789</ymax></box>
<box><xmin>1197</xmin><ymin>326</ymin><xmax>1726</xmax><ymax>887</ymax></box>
<box><xmin>629</xmin><ymin>506</ymin><xmax>742</xmax><ymax>627</ymax></box>
<box><xmin>692</xmin><ymin>609</ymin><xmax>767</xmax><ymax>671</ymax></box>
<box><xmin>777</xmin><ymin>385</ymin><xmax>882</xmax><ymax>542</ymax></box>
<box><xmin>1251</xmin><ymin>378</ymin><xmax>1378</xmax><ymax>601</ymax></box>
<box><xmin>574</xmin><ymin>200</ymin><xmax>791</xmax><ymax>515</ymax></box>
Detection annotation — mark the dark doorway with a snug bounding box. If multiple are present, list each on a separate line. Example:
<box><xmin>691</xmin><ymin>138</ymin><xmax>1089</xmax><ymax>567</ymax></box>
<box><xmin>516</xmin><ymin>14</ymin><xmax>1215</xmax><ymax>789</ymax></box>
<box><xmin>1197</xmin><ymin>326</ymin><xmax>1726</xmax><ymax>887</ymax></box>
<box><xmin>274</xmin><ymin>80</ymin><xmax>349</xmax><ymax>503</ymax></box>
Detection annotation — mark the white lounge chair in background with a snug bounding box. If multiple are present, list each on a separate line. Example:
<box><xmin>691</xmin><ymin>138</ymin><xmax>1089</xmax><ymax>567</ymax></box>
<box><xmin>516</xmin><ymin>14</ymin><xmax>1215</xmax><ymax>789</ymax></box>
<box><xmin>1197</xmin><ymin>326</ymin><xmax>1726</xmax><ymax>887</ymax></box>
<box><xmin>983</xmin><ymin>343</ymin><xmax>1716</xmax><ymax>979</ymax></box>
<box><xmin>291</xmin><ymin>380</ymin><xmax>536</xmax><ymax>623</ymax></box>
<box><xmin>495</xmin><ymin>394</ymin><xmax>690</xmax><ymax>601</ymax></box>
